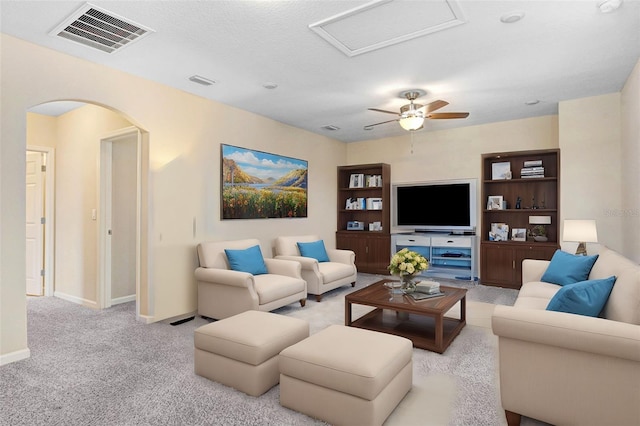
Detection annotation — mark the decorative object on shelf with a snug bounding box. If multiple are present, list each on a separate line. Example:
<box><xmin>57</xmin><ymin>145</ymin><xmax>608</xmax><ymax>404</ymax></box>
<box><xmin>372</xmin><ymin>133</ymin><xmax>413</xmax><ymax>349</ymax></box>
<box><xmin>388</xmin><ymin>248</ymin><xmax>429</xmax><ymax>293</ymax></box>
<box><xmin>563</xmin><ymin>219</ymin><xmax>598</xmax><ymax>256</ymax></box>
<box><xmin>487</xmin><ymin>195</ymin><xmax>504</xmax><ymax>210</ymax></box>
<box><xmin>489</xmin><ymin>223</ymin><xmax>509</xmax><ymax>241</ymax></box>
<box><xmin>515</xmin><ymin>196</ymin><xmax>522</xmax><ymax>209</ymax></box>
<box><xmin>529</xmin><ymin>215</ymin><xmax>551</xmax><ymax>241</ymax></box>
<box><xmin>512</xmin><ymin>228</ymin><xmax>527</xmax><ymax>242</ymax></box>
<box><xmin>492</xmin><ymin>161</ymin><xmax>512</xmax><ymax>180</ymax></box>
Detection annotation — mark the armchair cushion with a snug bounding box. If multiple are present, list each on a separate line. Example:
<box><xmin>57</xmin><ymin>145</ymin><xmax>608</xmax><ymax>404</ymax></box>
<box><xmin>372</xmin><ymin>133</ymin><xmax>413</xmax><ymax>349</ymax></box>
<box><xmin>297</xmin><ymin>240</ymin><xmax>330</xmax><ymax>262</ymax></box>
<box><xmin>546</xmin><ymin>276</ymin><xmax>616</xmax><ymax>317</ymax></box>
<box><xmin>540</xmin><ymin>250</ymin><xmax>599</xmax><ymax>286</ymax></box>
<box><xmin>224</xmin><ymin>245</ymin><xmax>268</xmax><ymax>275</ymax></box>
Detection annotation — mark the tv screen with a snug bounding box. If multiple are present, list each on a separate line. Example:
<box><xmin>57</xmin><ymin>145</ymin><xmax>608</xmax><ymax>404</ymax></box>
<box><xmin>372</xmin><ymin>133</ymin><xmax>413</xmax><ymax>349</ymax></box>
<box><xmin>393</xmin><ymin>180</ymin><xmax>477</xmax><ymax>232</ymax></box>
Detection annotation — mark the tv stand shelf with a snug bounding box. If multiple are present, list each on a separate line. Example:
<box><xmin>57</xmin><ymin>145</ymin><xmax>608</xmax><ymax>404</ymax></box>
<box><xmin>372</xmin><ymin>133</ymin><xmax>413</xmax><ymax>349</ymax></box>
<box><xmin>391</xmin><ymin>233</ymin><xmax>478</xmax><ymax>281</ymax></box>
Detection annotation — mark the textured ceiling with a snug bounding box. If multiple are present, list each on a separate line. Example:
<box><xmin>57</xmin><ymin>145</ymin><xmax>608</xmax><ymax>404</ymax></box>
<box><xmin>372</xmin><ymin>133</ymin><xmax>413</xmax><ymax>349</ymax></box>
<box><xmin>3</xmin><ymin>0</ymin><xmax>640</xmax><ymax>143</ymax></box>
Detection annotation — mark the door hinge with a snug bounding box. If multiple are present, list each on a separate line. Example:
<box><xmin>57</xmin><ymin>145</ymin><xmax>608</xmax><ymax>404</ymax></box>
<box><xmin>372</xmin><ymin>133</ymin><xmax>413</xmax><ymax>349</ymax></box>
<box><xmin>40</xmin><ymin>269</ymin><xmax>45</xmax><ymax>277</ymax></box>
<box><xmin>41</xmin><ymin>165</ymin><xmax>46</xmax><ymax>172</ymax></box>
<box><xmin>108</xmin><ymin>229</ymin><xmax>112</xmax><ymax>235</ymax></box>
<box><xmin>40</xmin><ymin>217</ymin><xmax>46</xmax><ymax>225</ymax></box>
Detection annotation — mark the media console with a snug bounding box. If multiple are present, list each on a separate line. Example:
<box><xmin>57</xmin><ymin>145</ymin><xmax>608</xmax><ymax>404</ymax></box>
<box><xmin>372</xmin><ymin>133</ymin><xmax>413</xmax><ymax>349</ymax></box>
<box><xmin>391</xmin><ymin>233</ymin><xmax>478</xmax><ymax>282</ymax></box>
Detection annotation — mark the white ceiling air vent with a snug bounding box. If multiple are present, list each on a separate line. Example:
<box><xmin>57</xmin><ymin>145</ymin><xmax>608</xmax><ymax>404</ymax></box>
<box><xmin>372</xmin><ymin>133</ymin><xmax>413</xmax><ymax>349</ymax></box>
<box><xmin>49</xmin><ymin>3</ymin><xmax>154</xmax><ymax>53</ymax></box>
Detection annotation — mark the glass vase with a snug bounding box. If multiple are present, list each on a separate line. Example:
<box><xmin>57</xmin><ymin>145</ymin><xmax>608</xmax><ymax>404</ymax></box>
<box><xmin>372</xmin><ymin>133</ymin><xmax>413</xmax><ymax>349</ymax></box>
<box><xmin>400</xmin><ymin>274</ymin><xmax>417</xmax><ymax>294</ymax></box>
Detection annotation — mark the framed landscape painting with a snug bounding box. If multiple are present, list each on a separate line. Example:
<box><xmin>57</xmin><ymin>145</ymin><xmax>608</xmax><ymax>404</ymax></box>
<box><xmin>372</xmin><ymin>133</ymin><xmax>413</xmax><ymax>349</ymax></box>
<box><xmin>221</xmin><ymin>144</ymin><xmax>308</xmax><ymax>219</ymax></box>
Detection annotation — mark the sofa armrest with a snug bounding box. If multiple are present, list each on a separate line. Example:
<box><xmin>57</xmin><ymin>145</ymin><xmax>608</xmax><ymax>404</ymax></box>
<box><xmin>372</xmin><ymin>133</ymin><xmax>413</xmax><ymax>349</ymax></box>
<box><xmin>274</xmin><ymin>255</ymin><xmax>319</xmax><ymax>271</ymax></box>
<box><xmin>194</xmin><ymin>267</ymin><xmax>254</xmax><ymax>288</ymax></box>
<box><xmin>327</xmin><ymin>249</ymin><xmax>355</xmax><ymax>265</ymax></box>
<box><xmin>264</xmin><ymin>257</ymin><xmax>302</xmax><ymax>278</ymax></box>
<box><xmin>522</xmin><ymin>259</ymin><xmax>549</xmax><ymax>284</ymax></box>
<box><xmin>492</xmin><ymin>305</ymin><xmax>640</xmax><ymax>362</ymax></box>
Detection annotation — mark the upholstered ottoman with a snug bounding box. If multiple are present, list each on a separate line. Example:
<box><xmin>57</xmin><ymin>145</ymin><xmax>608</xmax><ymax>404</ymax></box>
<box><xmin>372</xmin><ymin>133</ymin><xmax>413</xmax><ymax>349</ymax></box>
<box><xmin>194</xmin><ymin>310</ymin><xmax>309</xmax><ymax>396</ymax></box>
<box><xmin>279</xmin><ymin>325</ymin><xmax>413</xmax><ymax>426</ymax></box>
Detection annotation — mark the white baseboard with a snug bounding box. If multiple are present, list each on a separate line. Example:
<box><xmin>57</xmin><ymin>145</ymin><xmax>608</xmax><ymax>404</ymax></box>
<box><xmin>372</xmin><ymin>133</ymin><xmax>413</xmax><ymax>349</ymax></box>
<box><xmin>0</xmin><ymin>348</ymin><xmax>31</xmax><ymax>366</ymax></box>
<box><xmin>111</xmin><ymin>294</ymin><xmax>136</xmax><ymax>305</ymax></box>
<box><xmin>54</xmin><ymin>291</ymin><xmax>99</xmax><ymax>309</ymax></box>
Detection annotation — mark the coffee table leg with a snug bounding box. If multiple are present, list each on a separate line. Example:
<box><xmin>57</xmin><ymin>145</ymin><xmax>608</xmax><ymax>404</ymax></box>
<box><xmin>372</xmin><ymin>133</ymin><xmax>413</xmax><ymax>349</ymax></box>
<box><xmin>435</xmin><ymin>314</ymin><xmax>443</xmax><ymax>351</ymax></box>
<box><xmin>460</xmin><ymin>296</ymin><xmax>466</xmax><ymax>324</ymax></box>
<box><xmin>345</xmin><ymin>300</ymin><xmax>352</xmax><ymax>325</ymax></box>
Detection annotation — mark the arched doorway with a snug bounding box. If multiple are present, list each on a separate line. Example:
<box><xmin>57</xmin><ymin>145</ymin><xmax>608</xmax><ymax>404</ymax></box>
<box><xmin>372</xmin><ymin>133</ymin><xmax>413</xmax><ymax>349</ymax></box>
<box><xmin>26</xmin><ymin>101</ymin><xmax>150</xmax><ymax>318</ymax></box>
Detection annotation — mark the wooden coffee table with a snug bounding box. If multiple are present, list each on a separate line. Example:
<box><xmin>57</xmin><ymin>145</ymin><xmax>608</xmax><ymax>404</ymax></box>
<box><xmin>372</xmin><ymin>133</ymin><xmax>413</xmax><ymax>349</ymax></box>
<box><xmin>345</xmin><ymin>279</ymin><xmax>467</xmax><ymax>353</ymax></box>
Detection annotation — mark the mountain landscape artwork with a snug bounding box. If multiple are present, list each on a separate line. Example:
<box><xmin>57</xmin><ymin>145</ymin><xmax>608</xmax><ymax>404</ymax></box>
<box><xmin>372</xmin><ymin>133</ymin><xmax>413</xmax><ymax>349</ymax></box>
<box><xmin>221</xmin><ymin>144</ymin><xmax>308</xmax><ymax>219</ymax></box>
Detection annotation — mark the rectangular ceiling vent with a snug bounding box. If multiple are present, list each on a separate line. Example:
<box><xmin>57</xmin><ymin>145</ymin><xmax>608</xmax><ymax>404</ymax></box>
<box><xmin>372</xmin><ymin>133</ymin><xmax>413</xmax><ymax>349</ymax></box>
<box><xmin>49</xmin><ymin>3</ymin><xmax>154</xmax><ymax>53</ymax></box>
<box><xmin>309</xmin><ymin>0</ymin><xmax>466</xmax><ymax>57</ymax></box>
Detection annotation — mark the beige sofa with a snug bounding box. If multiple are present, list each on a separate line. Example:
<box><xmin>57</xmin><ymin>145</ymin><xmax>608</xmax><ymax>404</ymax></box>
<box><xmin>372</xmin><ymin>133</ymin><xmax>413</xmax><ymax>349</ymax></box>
<box><xmin>195</xmin><ymin>239</ymin><xmax>307</xmax><ymax>320</ymax></box>
<box><xmin>492</xmin><ymin>246</ymin><xmax>640</xmax><ymax>426</ymax></box>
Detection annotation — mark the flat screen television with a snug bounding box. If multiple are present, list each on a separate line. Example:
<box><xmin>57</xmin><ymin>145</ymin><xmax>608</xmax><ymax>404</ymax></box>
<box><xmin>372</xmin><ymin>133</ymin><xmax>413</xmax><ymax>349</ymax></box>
<box><xmin>392</xmin><ymin>179</ymin><xmax>477</xmax><ymax>233</ymax></box>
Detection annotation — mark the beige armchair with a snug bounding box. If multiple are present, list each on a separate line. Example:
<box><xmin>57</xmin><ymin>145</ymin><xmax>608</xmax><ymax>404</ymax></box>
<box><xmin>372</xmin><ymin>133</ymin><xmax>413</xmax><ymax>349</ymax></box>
<box><xmin>195</xmin><ymin>239</ymin><xmax>307</xmax><ymax>320</ymax></box>
<box><xmin>274</xmin><ymin>235</ymin><xmax>357</xmax><ymax>302</ymax></box>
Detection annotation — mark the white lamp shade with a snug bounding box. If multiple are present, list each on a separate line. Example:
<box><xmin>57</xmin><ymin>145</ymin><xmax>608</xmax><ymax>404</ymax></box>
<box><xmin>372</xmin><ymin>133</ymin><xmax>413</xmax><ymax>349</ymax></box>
<box><xmin>529</xmin><ymin>215</ymin><xmax>551</xmax><ymax>225</ymax></box>
<box><xmin>398</xmin><ymin>115</ymin><xmax>424</xmax><ymax>131</ymax></box>
<box><xmin>563</xmin><ymin>219</ymin><xmax>598</xmax><ymax>243</ymax></box>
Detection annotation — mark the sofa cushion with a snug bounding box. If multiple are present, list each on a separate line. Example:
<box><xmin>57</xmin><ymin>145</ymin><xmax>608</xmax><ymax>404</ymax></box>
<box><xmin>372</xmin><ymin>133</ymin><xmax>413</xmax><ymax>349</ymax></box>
<box><xmin>540</xmin><ymin>250</ymin><xmax>599</xmax><ymax>286</ymax></box>
<box><xmin>514</xmin><ymin>281</ymin><xmax>561</xmax><ymax>310</ymax></box>
<box><xmin>589</xmin><ymin>247</ymin><xmax>640</xmax><ymax>324</ymax></box>
<box><xmin>546</xmin><ymin>276</ymin><xmax>616</xmax><ymax>317</ymax></box>
<box><xmin>297</xmin><ymin>240</ymin><xmax>330</xmax><ymax>262</ymax></box>
<box><xmin>253</xmin><ymin>274</ymin><xmax>305</xmax><ymax>304</ymax></box>
<box><xmin>225</xmin><ymin>245</ymin><xmax>268</xmax><ymax>275</ymax></box>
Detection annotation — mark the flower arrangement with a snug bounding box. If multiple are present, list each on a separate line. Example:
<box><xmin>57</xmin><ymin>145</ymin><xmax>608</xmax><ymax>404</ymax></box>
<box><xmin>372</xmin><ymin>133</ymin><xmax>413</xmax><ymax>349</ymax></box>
<box><xmin>388</xmin><ymin>248</ymin><xmax>429</xmax><ymax>277</ymax></box>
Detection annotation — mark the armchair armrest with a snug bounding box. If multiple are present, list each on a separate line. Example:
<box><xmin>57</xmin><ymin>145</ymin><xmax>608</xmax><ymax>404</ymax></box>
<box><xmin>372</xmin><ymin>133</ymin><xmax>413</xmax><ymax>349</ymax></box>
<box><xmin>274</xmin><ymin>255</ymin><xmax>320</xmax><ymax>271</ymax></box>
<box><xmin>492</xmin><ymin>305</ymin><xmax>640</xmax><ymax>362</ymax></box>
<box><xmin>327</xmin><ymin>249</ymin><xmax>355</xmax><ymax>265</ymax></box>
<box><xmin>264</xmin><ymin>258</ymin><xmax>302</xmax><ymax>278</ymax></box>
<box><xmin>194</xmin><ymin>267</ymin><xmax>254</xmax><ymax>289</ymax></box>
<box><xmin>522</xmin><ymin>259</ymin><xmax>549</xmax><ymax>284</ymax></box>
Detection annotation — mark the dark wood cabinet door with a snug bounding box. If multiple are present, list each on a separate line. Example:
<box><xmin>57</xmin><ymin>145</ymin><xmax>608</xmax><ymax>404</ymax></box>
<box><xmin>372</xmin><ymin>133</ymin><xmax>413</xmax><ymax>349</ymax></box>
<box><xmin>481</xmin><ymin>243</ymin><xmax>516</xmax><ymax>287</ymax></box>
<box><xmin>514</xmin><ymin>244</ymin><xmax>557</xmax><ymax>285</ymax></box>
<box><xmin>366</xmin><ymin>234</ymin><xmax>391</xmax><ymax>275</ymax></box>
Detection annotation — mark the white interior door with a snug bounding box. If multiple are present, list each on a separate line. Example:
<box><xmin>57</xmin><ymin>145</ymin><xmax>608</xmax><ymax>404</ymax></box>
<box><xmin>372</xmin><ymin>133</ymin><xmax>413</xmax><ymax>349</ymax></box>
<box><xmin>26</xmin><ymin>151</ymin><xmax>45</xmax><ymax>296</ymax></box>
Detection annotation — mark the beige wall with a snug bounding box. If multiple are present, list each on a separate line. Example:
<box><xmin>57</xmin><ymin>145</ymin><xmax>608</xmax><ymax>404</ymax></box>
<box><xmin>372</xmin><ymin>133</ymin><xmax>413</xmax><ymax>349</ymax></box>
<box><xmin>1</xmin><ymin>34</ymin><xmax>345</xmax><ymax>364</ymax></box>
<box><xmin>559</xmin><ymin>93</ymin><xmax>623</xmax><ymax>254</ymax></box>
<box><xmin>2</xmin><ymin>33</ymin><xmax>638</xmax><ymax>364</ymax></box>
<box><xmin>347</xmin><ymin>116</ymin><xmax>559</xmax><ymax>245</ymax></box>
<box><xmin>621</xmin><ymin>59</ymin><xmax>640</xmax><ymax>263</ymax></box>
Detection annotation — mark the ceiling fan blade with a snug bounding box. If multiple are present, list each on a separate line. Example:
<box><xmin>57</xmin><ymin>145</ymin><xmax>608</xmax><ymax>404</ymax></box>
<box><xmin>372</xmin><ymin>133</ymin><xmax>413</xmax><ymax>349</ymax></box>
<box><xmin>419</xmin><ymin>100</ymin><xmax>449</xmax><ymax>113</ymax></box>
<box><xmin>426</xmin><ymin>112</ymin><xmax>470</xmax><ymax>119</ymax></box>
<box><xmin>368</xmin><ymin>108</ymin><xmax>400</xmax><ymax>115</ymax></box>
<box><xmin>363</xmin><ymin>118</ymin><xmax>399</xmax><ymax>129</ymax></box>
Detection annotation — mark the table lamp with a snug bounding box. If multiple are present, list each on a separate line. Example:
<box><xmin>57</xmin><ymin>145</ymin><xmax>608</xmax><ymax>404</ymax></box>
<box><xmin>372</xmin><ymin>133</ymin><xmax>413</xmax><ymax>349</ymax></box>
<box><xmin>563</xmin><ymin>219</ymin><xmax>598</xmax><ymax>256</ymax></box>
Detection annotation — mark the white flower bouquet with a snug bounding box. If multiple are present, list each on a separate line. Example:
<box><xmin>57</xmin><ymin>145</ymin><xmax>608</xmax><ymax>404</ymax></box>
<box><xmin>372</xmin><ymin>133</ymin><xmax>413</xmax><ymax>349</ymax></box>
<box><xmin>388</xmin><ymin>248</ymin><xmax>429</xmax><ymax>277</ymax></box>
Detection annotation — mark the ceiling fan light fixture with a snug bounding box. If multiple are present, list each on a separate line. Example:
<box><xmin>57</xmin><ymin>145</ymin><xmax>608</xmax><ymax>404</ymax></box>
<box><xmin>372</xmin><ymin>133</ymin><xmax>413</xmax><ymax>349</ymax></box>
<box><xmin>399</xmin><ymin>115</ymin><xmax>425</xmax><ymax>131</ymax></box>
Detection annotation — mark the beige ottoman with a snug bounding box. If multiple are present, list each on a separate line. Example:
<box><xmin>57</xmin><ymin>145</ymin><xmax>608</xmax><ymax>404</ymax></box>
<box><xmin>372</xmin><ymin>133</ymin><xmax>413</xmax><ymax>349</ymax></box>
<box><xmin>194</xmin><ymin>310</ymin><xmax>309</xmax><ymax>396</ymax></box>
<box><xmin>279</xmin><ymin>325</ymin><xmax>413</xmax><ymax>426</ymax></box>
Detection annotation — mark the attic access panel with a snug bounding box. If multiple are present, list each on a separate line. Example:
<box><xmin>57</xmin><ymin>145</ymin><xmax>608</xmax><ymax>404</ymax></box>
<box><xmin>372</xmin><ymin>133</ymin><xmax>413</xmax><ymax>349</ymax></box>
<box><xmin>309</xmin><ymin>0</ymin><xmax>466</xmax><ymax>57</ymax></box>
<box><xmin>49</xmin><ymin>3</ymin><xmax>154</xmax><ymax>53</ymax></box>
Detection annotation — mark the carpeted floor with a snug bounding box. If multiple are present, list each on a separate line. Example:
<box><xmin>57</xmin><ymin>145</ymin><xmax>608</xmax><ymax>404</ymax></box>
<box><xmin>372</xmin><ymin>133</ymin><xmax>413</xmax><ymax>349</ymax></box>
<box><xmin>1</xmin><ymin>274</ymin><xmax>546</xmax><ymax>425</ymax></box>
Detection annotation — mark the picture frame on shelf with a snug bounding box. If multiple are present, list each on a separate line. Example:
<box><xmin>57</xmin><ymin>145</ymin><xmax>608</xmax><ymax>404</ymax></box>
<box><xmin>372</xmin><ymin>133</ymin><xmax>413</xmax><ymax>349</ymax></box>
<box><xmin>491</xmin><ymin>161</ymin><xmax>512</xmax><ymax>180</ymax></box>
<box><xmin>489</xmin><ymin>223</ymin><xmax>509</xmax><ymax>241</ymax></box>
<box><xmin>512</xmin><ymin>228</ymin><xmax>527</xmax><ymax>242</ymax></box>
<box><xmin>487</xmin><ymin>195</ymin><xmax>504</xmax><ymax>210</ymax></box>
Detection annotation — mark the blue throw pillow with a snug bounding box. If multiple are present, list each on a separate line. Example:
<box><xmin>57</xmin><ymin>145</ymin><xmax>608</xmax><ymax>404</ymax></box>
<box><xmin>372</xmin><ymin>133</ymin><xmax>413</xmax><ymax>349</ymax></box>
<box><xmin>540</xmin><ymin>250</ymin><xmax>599</xmax><ymax>286</ymax></box>
<box><xmin>224</xmin><ymin>245</ymin><xmax>268</xmax><ymax>275</ymax></box>
<box><xmin>546</xmin><ymin>276</ymin><xmax>616</xmax><ymax>317</ymax></box>
<box><xmin>297</xmin><ymin>240</ymin><xmax>330</xmax><ymax>262</ymax></box>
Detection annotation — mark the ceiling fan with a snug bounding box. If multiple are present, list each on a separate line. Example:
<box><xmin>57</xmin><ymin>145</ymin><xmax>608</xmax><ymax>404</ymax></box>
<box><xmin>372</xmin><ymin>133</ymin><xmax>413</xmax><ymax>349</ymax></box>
<box><xmin>364</xmin><ymin>90</ymin><xmax>469</xmax><ymax>131</ymax></box>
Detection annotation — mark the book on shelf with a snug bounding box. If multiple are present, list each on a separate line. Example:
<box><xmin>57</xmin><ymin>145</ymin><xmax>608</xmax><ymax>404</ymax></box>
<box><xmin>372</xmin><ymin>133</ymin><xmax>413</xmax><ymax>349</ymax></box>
<box><xmin>365</xmin><ymin>174</ymin><xmax>382</xmax><ymax>187</ymax></box>
<box><xmin>523</xmin><ymin>160</ymin><xmax>543</xmax><ymax>167</ymax></box>
<box><xmin>349</xmin><ymin>173</ymin><xmax>364</xmax><ymax>188</ymax></box>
